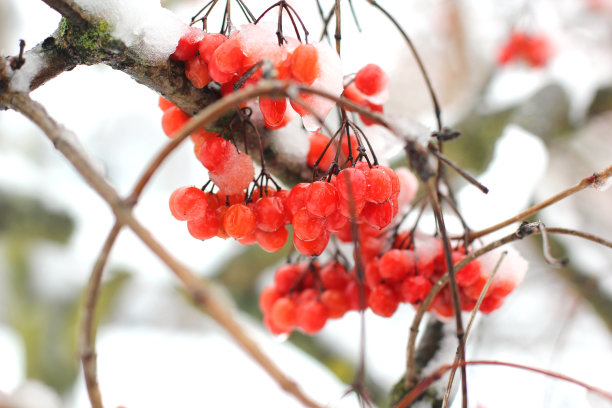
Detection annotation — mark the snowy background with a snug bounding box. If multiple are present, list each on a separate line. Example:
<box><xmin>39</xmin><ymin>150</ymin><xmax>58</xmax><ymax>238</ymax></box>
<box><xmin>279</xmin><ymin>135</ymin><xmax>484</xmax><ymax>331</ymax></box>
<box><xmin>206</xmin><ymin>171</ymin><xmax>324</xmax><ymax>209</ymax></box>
<box><xmin>1</xmin><ymin>0</ymin><xmax>612</xmax><ymax>407</ymax></box>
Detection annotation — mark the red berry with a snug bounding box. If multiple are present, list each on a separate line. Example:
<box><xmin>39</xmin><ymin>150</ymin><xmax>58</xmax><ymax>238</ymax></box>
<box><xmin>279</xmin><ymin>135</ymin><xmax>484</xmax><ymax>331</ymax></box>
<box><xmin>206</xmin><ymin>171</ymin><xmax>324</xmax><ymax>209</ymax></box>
<box><xmin>259</xmin><ymin>285</ymin><xmax>282</xmax><ymax>314</ymax></box>
<box><xmin>254</xmin><ymin>196</ymin><xmax>285</xmax><ymax>232</ymax></box>
<box><xmin>271</xmin><ymin>297</ymin><xmax>297</xmax><ymax>330</ymax></box>
<box><xmin>379</xmin><ymin>249</ymin><xmax>413</xmax><ymax>282</ymax></box>
<box><xmin>171</xmin><ymin>27</ymin><xmax>205</xmax><ymax>61</ymax></box>
<box><xmin>292</xmin><ymin>208</ymin><xmax>326</xmax><ymax>241</ymax></box>
<box><xmin>290</xmin><ymin>44</ymin><xmax>319</xmax><ymax>84</ymax></box>
<box><xmin>321</xmin><ymin>290</ymin><xmax>350</xmax><ymax>319</ymax></box>
<box><xmin>344</xmin><ymin>279</ymin><xmax>369</xmax><ymax>311</ymax></box>
<box><xmin>185</xmin><ymin>56</ymin><xmax>211</xmax><ymax>89</ymax></box>
<box><xmin>293</xmin><ymin>231</ymin><xmax>330</xmax><ymax>257</ymax></box>
<box><xmin>169</xmin><ymin>186</ymin><xmax>208</xmax><ymax>221</ymax></box>
<box><xmin>209</xmin><ymin>37</ymin><xmax>245</xmax><ymax>82</ymax></box>
<box><xmin>287</xmin><ymin>183</ymin><xmax>310</xmax><ymax>216</ymax></box>
<box><xmin>479</xmin><ymin>295</ymin><xmax>505</xmax><ymax>314</ymax></box>
<box><xmin>453</xmin><ymin>251</ymin><xmax>482</xmax><ymax>287</ymax></box>
<box><xmin>223</xmin><ymin>204</ymin><xmax>256</xmax><ymax>239</ymax></box>
<box><xmin>264</xmin><ymin>313</ymin><xmax>289</xmax><ymax>335</ymax></box>
<box><xmin>297</xmin><ymin>299</ymin><xmax>329</xmax><ymax>334</ymax></box>
<box><xmin>306</xmin><ymin>181</ymin><xmax>338</xmax><ymax>218</ymax></box>
<box><xmin>210</xmin><ymin>153</ymin><xmax>255</xmax><ymax>195</ymax></box>
<box><xmin>307</xmin><ymin>133</ymin><xmax>335</xmax><ymax>171</ymax></box>
<box><xmin>256</xmin><ymin>226</ymin><xmax>289</xmax><ymax>253</ymax></box>
<box><xmin>320</xmin><ymin>262</ymin><xmax>350</xmax><ymax>290</ymax></box>
<box><xmin>362</xmin><ymin>201</ymin><xmax>394</xmax><ymax>230</ymax></box>
<box><xmin>158</xmin><ymin>96</ymin><xmax>175</xmax><ymax>111</ymax></box>
<box><xmin>364</xmin><ymin>166</ymin><xmax>392</xmax><ymax>203</ymax></box>
<box><xmin>368</xmin><ymin>284</ymin><xmax>399</xmax><ymax>317</ymax></box>
<box><xmin>400</xmin><ymin>275</ymin><xmax>432</xmax><ymax>304</ymax></box>
<box><xmin>274</xmin><ymin>264</ymin><xmax>301</xmax><ymax>294</ymax></box>
<box><xmin>198</xmin><ymin>33</ymin><xmax>227</xmax><ymax>64</ymax></box>
<box><xmin>198</xmin><ymin>136</ymin><xmax>236</xmax><ymax>172</ymax></box>
<box><xmin>161</xmin><ymin>106</ymin><xmax>190</xmax><ymax>138</ymax></box>
<box><xmin>186</xmin><ymin>209</ymin><xmax>219</xmax><ymax>240</ymax></box>
<box><xmin>325</xmin><ymin>210</ymin><xmax>349</xmax><ymax>233</ymax></box>
<box><xmin>259</xmin><ymin>97</ymin><xmax>287</xmax><ymax>128</ymax></box>
<box><xmin>354</xmin><ymin>64</ymin><xmax>388</xmax><ymax>96</ymax></box>
<box><xmin>336</xmin><ymin>168</ymin><xmax>367</xmax><ymax>203</ymax></box>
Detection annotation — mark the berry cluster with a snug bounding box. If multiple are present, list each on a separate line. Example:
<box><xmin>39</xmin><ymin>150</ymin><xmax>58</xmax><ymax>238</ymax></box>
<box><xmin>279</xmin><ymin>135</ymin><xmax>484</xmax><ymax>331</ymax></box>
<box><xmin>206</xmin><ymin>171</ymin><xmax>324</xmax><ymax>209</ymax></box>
<box><xmin>497</xmin><ymin>30</ymin><xmax>552</xmax><ymax>68</ymax></box>
<box><xmin>260</xmin><ymin>260</ymin><xmax>364</xmax><ymax>335</ymax></box>
<box><xmin>260</xmin><ymin>231</ymin><xmax>525</xmax><ymax>335</ymax></box>
<box><xmin>170</xmin><ymin>24</ymin><xmax>342</xmax><ymax>131</ymax></box>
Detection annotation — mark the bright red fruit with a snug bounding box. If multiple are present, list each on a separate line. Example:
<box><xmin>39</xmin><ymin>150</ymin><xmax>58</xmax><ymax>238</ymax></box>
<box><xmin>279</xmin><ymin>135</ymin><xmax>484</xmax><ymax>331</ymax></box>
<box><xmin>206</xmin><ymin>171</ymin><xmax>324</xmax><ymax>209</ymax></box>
<box><xmin>307</xmin><ymin>133</ymin><xmax>334</xmax><ymax>170</ymax></box>
<box><xmin>368</xmin><ymin>284</ymin><xmax>399</xmax><ymax>317</ymax></box>
<box><xmin>271</xmin><ymin>297</ymin><xmax>297</xmax><ymax>330</ymax></box>
<box><xmin>259</xmin><ymin>285</ymin><xmax>281</xmax><ymax>315</ymax></box>
<box><xmin>185</xmin><ymin>56</ymin><xmax>211</xmax><ymax>88</ymax></box>
<box><xmin>256</xmin><ymin>226</ymin><xmax>289</xmax><ymax>253</ymax></box>
<box><xmin>198</xmin><ymin>137</ymin><xmax>236</xmax><ymax>172</ymax></box>
<box><xmin>290</xmin><ymin>44</ymin><xmax>319</xmax><ymax>84</ymax></box>
<box><xmin>223</xmin><ymin>204</ymin><xmax>256</xmax><ymax>239</ymax></box>
<box><xmin>320</xmin><ymin>290</ymin><xmax>350</xmax><ymax>318</ymax></box>
<box><xmin>306</xmin><ymin>181</ymin><xmax>338</xmax><ymax>217</ymax></box>
<box><xmin>169</xmin><ymin>186</ymin><xmax>208</xmax><ymax>221</ymax></box>
<box><xmin>171</xmin><ymin>27</ymin><xmax>205</xmax><ymax>61</ymax></box>
<box><xmin>292</xmin><ymin>208</ymin><xmax>326</xmax><ymax>241</ymax></box>
<box><xmin>297</xmin><ymin>300</ymin><xmax>329</xmax><ymax>334</ymax></box>
<box><xmin>186</xmin><ymin>210</ymin><xmax>219</xmax><ymax>240</ymax></box>
<box><xmin>259</xmin><ymin>97</ymin><xmax>287</xmax><ymax>128</ymax></box>
<box><xmin>354</xmin><ymin>64</ymin><xmax>388</xmax><ymax>96</ymax></box>
<box><xmin>161</xmin><ymin>106</ymin><xmax>190</xmax><ymax>138</ymax></box>
<box><xmin>254</xmin><ymin>196</ymin><xmax>285</xmax><ymax>232</ymax></box>
<box><xmin>198</xmin><ymin>33</ymin><xmax>227</xmax><ymax>64</ymax></box>
<box><xmin>293</xmin><ymin>231</ymin><xmax>330</xmax><ymax>257</ymax></box>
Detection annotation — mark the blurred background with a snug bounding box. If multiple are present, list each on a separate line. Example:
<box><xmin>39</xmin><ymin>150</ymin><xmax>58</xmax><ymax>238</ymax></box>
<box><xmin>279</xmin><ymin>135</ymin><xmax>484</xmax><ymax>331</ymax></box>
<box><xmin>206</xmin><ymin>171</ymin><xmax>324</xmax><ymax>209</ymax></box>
<box><xmin>1</xmin><ymin>0</ymin><xmax>612</xmax><ymax>407</ymax></box>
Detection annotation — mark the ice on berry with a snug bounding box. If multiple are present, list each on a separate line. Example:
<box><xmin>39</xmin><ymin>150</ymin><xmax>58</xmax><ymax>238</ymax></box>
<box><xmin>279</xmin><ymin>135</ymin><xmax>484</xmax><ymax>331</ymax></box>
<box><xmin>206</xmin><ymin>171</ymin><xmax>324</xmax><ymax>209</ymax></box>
<box><xmin>479</xmin><ymin>245</ymin><xmax>528</xmax><ymax>297</ymax></box>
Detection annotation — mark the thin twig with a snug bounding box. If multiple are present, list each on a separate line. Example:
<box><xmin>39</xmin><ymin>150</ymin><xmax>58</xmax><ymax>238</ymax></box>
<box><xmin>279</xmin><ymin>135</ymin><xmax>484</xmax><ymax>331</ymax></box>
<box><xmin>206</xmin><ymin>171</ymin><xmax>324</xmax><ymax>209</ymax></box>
<box><xmin>442</xmin><ymin>252</ymin><xmax>507</xmax><ymax>408</ymax></box>
<box><xmin>80</xmin><ymin>223</ymin><xmax>122</xmax><ymax>408</ymax></box>
<box><xmin>467</xmin><ymin>165</ymin><xmax>612</xmax><ymax>241</ymax></box>
<box><xmin>395</xmin><ymin>360</ymin><xmax>612</xmax><ymax>408</ymax></box>
<box><xmin>424</xmin><ymin>180</ymin><xmax>468</xmax><ymax>408</ymax></box>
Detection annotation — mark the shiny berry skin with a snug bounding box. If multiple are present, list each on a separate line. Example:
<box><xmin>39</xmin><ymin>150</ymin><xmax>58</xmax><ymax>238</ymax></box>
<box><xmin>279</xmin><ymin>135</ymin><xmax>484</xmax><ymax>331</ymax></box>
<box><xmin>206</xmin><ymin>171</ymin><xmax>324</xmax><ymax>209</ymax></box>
<box><xmin>306</xmin><ymin>181</ymin><xmax>338</xmax><ymax>217</ymax></box>
<box><xmin>198</xmin><ymin>33</ymin><xmax>227</xmax><ymax>64</ymax></box>
<box><xmin>254</xmin><ymin>196</ymin><xmax>286</xmax><ymax>232</ymax></box>
<box><xmin>161</xmin><ymin>106</ymin><xmax>190</xmax><ymax>138</ymax></box>
<box><xmin>223</xmin><ymin>204</ymin><xmax>256</xmax><ymax>239</ymax></box>
<box><xmin>287</xmin><ymin>183</ymin><xmax>310</xmax><ymax>216</ymax></box>
<box><xmin>293</xmin><ymin>231</ymin><xmax>330</xmax><ymax>257</ymax></box>
<box><xmin>259</xmin><ymin>97</ymin><xmax>287</xmax><ymax>128</ymax></box>
<box><xmin>336</xmin><ymin>168</ymin><xmax>367</xmax><ymax>203</ymax></box>
<box><xmin>186</xmin><ymin>209</ymin><xmax>219</xmax><ymax>240</ymax></box>
<box><xmin>364</xmin><ymin>166</ymin><xmax>393</xmax><ymax>204</ymax></box>
<box><xmin>169</xmin><ymin>186</ymin><xmax>208</xmax><ymax>221</ymax></box>
<box><xmin>292</xmin><ymin>208</ymin><xmax>326</xmax><ymax>241</ymax></box>
<box><xmin>256</xmin><ymin>226</ymin><xmax>289</xmax><ymax>253</ymax></box>
<box><xmin>185</xmin><ymin>56</ymin><xmax>211</xmax><ymax>89</ymax></box>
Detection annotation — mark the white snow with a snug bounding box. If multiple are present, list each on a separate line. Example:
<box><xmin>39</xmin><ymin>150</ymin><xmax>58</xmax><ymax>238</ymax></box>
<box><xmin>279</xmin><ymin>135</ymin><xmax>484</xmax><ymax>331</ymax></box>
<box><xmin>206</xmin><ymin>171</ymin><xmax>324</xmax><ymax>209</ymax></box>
<box><xmin>74</xmin><ymin>0</ymin><xmax>188</xmax><ymax>62</ymax></box>
<box><xmin>9</xmin><ymin>51</ymin><xmax>44</xmax><ymax>92</ymax></box>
